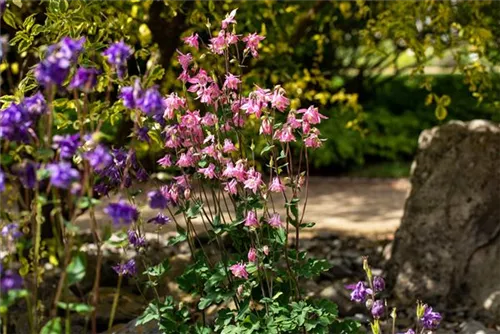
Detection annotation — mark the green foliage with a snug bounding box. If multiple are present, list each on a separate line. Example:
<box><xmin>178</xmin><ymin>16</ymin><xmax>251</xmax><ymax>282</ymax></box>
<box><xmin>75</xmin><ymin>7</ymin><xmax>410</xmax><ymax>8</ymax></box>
<box><xmin>311</xmin><ymin>74</ymin><xmax>499</xmax><ymax>172</ymax></box>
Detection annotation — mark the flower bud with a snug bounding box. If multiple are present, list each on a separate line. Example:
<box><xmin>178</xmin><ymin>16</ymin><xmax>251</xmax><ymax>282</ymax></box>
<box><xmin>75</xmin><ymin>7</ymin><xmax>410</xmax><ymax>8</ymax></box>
<box><xmin>262</xmin><ymin>245</ymin><xmax>270</xmax><ymax>256</ymax></box>
<box><xmin>373</xmin><ymin>276</ymin><xmax>385</xmax><ymax>292</ymax></box>
<box><xmin>365</xmin><ymin>298</ymin><xmax>373</xmax><ymax>310</ymax></box>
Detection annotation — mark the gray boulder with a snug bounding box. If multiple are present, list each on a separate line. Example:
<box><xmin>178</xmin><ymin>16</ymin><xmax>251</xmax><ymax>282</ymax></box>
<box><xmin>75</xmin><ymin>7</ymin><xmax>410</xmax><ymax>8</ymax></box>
<box><xmin>388</xmin><ymin>120</ymin><xmax>500</xmax><ymax>317</ymax></box>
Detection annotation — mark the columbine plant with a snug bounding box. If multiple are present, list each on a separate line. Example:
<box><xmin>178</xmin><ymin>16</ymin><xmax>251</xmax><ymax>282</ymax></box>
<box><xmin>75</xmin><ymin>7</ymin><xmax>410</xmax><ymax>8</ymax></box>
<box><xmin>0</xmin><ymin>8</ymin><xmax>357</xmax><ymax>334</ymax></box>
<box><xmin>347</xmin><ymin>258</ymin><xmax>442</xmax><ymax>334</ymax></box>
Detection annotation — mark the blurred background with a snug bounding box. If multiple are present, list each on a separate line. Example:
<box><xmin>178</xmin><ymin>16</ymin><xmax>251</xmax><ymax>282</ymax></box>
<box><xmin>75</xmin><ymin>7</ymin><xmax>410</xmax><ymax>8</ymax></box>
<box><xmin>1</xmin><ymin>0</ymin><xmax>500</xmax><ymax>177</ymax></box>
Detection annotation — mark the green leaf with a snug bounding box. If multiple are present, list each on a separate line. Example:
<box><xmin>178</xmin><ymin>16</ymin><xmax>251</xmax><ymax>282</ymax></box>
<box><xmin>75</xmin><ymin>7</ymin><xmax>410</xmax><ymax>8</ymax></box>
<box><xmin>59</xmin><ymin>0</ymin><xmax>69</xmax><ymax>12</ymax></box>
<box><xmin>57</xmin><ymin>302</ymin><xmax>94</xmax><ymax>314</ymax></box>
<box><xmin>435</xmin><ymin>105</ymin><xmax>447</xmax><ymax>120</ymax></box>
<box><xmin>2</xmin><ymin>10</ymin><xmax>18</xmax><ymax>29</ymax></box>
<box><xmin>67</xmin><ymin>252</ymin><xmax>86</xmax><ymax>285</ymax></box>
<box><xmin>198</xmin><ymin>297</ymin><xmax>212</xmax><ymax>310</ymax></box>
<box><xmin>299</xmin><ymin>222</ymin><xmax>315</xmax><ymax>229</ymax></box>
<box><xmin>186</xmin><ymin>201</ymin><xmax>203</xmax><ymax>219</ymax></box>
<box><xmin>275</xmin><ymin>228</ymin><xmax>286</xmax><ymax>245</ymax></box>
<box><xmin>261</xmin><ymin>144</ymin><xmax>274</xmax><ymax>155</ymax></box>
<box><xmin>144</xmin><ymin>259</ymin><xmax>170</xmax><ymax>277</ymax></box>
<box><xmin>439</xmin><ymin>94</ymin><xmax>451</xmax><ymax>107</ymax></box>
<box><xmin>40</xmin><ymin>318</ymin><xmax>62</xmax><ymax>334</ymax></box>
<box><xmin>167</xmin><ymin>226</ymin><xmax>187</xmax><ymax>246</ymax></box>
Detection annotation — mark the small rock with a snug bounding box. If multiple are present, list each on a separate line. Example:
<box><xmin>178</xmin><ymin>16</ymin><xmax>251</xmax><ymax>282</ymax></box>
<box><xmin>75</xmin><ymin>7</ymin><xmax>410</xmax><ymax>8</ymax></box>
<box><xmin>459</xmin><ymin>320</ymin><xmax>500</xmax><ymax>334</ymax></box>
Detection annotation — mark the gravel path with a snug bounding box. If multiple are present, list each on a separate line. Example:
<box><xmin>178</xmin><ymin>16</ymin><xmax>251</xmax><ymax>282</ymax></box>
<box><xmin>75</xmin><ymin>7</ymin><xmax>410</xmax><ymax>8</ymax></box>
<box><xmin>76</xmin><ymin>177</ymin><xmax>410</xmax><ymax>239</ymax></box>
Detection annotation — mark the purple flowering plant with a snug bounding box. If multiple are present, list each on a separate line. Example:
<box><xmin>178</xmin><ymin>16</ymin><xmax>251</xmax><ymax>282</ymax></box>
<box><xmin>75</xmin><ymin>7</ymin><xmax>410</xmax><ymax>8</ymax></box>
<box><xmin>346</xmin><ymin>258</ymin><xmax>442</xmax><ymax>334</ymax></box>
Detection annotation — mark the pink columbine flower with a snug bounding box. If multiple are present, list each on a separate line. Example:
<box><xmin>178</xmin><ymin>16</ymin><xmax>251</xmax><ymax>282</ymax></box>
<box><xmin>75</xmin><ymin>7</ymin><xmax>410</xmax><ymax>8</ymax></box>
<box><xmin>245</xmin><ymin>211</ymin><xmax>259</xmax><ymax>227</ymax></box>
<box><xmin>302</xmin><ymin>120</ymin><xmax>311</xmax><ymax>134</ymax></box>
<box><xmin>173</xmin><ymin>175</ymin><xmax>190</xmax><ymax>188</ymax></box>
<box><xmin>241</xmin><ymin>98</ymin><xmax>264</xmax><ymax>118</ymax></box>
<box><xmin>268</xmin><ymin>213</ymin><xmax>283</xmax><ymax>228</ymax></box>
<box><xmin>201</xmin><ymin>144</ymin><xmax>218</xmax><ymax>159</ymax></box>
<box><xmin>182</xmin><ymin>33</ymin><xmax>199</xmax><ymax>50</ymax></box>
<box><xmin>225</xmin><ymin>32</ymin><xmax>239</xmax><ymax>45</ymax></box>
<box><xmin>287</xmin><ymin>113</ymin><xmax>302</xmax><ymax>129</ymax></box>
<box><xmin>253</xmin><ymin>85</ymin><xmax>272</xmax><ymax>103</ymax></box>
<box><xmin>222</xmin><ymin>9</ymin><xmax>237</xmax><ymax>29</ymax></box>
<box><xmin>177</xmin><ymin>151</ymin><xmax>196</xmax><ymax>167</ymax></box>
<box><xmin>232</xmin><ymin>113</ymin><xmax>245</xmax><ymax>128</ymax></box>
<box><xmin>176</xmin><ymin>50</ymin><xmax>192</xmax><ymax>71</ymax></box>
<box><xmin>222</xmin><ymin>162</ymin><xmax>235</xmax><ymax>178</ymax></box>
<box><xmin>204</xmin><ymin>134</ymin><xmax>215</xmax><ymax>144</ymax></box>
<box><xmin>157</xmin><ymin>154</ymin><xmax>172</xmax><ymax>167</ymax></box>
<box><xmin>269</xmin><ymin>177</ymin><xmax>285</xmax><ymax>193</ymax></box>
<box><xmin>223</xmin><ymin>73</ymin><xmax>241</xmax><ymax>90</ymax></box>
<box><xmin>209</xmin><ymin>30</ymin><xmax>227</xmax><ymax>55</ymax></box>
<box><xmin>230</xmin><ymin>262</ymin><xmax>248</xmax><ymax>279</ymax></box>
<box><xmin>271</xmin><ymin>89</ymin><xmax>290</xmax><ymax>112</ymax></box>
<box><xmin>163</xmin><ymin>93</ymin><xmax>186</xmax><ymax>119</ymax></box>
<box><xmin>304</xmin><ymin>130</ymin><xmax>323</xmax><ymax>148</ymax></box>
<box><xmin>168</xmin><ymin>184</ymin><xmax>180</xmax><ymax>204</ymax></box>
<box><xmin>224</xmin><ymin>179</ymin><xmax>238</xmax><ymax>195</ymax></box>
<box><xmin>181</xmin><ymin>110</ymin><xmax>201</xmax><ymax>128</ymax></box>
<box><xmin>244</xmin><ymin>168</ymin><xmax>263</xmax><ymax>194</ymax></box>
<box><xmin>201</xmin><ymin>113</ymin><xmax>218</xmax><ymax>126</ymax></box>
<box><xmin>260</xmin><ymin>117</ymin><xmax>273</xmax><ymax>135</ymax></box>
<box><xmin>243</xmin><ymin>33</ymin><xmax>265</xmax><ymax>58</ymax></box>
<box><xmin>198</xmin><ymin>163</ymin><xmax>216</xmax><ymax>179</ymax></box>
<box><xmin>223</xmin><ymin>139</ymin><xmax>237</xmax><ymax>153</ymax></box>
<box><xmin>247</xmin><ymin>247</ymin><xmax>257</xmax><ymax>263</ymax></box>
<box><xmin>297</xmin><ymin>105</ymin><xmax>328</xmax><ymax>125</ymax></box>
<box><xmin>262</xmin><ymin>245</ymin><xmax>270</xmax><ymax>256</ymax></box>
<box><xmin>233</xmin><ymin>160</ymin><xmax>247</xmax><ymax>182</ymax></box>
<box><xmin>274</xmin><ymin>126</ymin><xmax>296</xmax><ymax>143</ymax></box>
<box><xmin>177</xmin><ymin>70</ymin><xmax>190</xmax><ymax>83</ymax></box>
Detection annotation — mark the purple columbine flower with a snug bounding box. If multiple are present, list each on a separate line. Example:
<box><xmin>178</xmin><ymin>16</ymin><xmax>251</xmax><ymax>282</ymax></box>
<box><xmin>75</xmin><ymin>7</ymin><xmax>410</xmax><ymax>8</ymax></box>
<box><xmin>0</xmin><ymin>270</ymin><xmax>23</xmax><ymax>292</ymax></box>
<box><xmin>69</xmin><ymin>67</ymin><xmax>99</xmax><ymax>92</ymax></box>
<box><xmin>1</xmin><ymin>223</ymin><xmax>22</xmax><ymax>240</ymax></box>
<box><xmin>148</xmin><ymin>190</ymin><xmax>168</xmax><ymax>209</ymax></box>
<box><xmin>420</xmin><ymin>306</ymin><xmax>442</xmax><ymax>330</ymax></box>
<box><xmin>373</xmin><ymin>276</ymin><xmax>385</xmax><ymax>292</ymax></box>
<box><xmin>104</xmin><ymin>201</ymin><xmax>139</xmax><ymax>225</ymax></box>
<box><xmin>136</xmin><ymin>126</ymin><xmax>150</xmax><ymax>142</ymax></box>
<box><xmin>147</xmin><ymin>213</ymin><xmax>170</xmax><ymax>226</ymax></box>
<box><xmin>18</xmin><ymin>161</ymin><xmax>36</xmax><ymax>189</ymax></box>
<box><xmin>102</xmin><ymin>41</ymin><xmax>133</xmax><ymax>78</ymax></box>
<box><xmin>112</xmin><ymin>259</ymin><xmax>136</xmax><ymax>276</ymax></box>
<box><xmin>0</xmin><ymin>0</ymin><xmax>7</xmax><ymax>15</ymax></box>
<box><xmin>85</xmin><ymin>144</ymin><xmax>112</xmax><ymax>171</ymax></box>
<box><xmin>23</xmin><ymin>92</ymin><xmax>47</xmax><ymax>116</ymax></box>
<box><xmin>371</xmin><ymin>300</ymin><xmax>384</xmax><ymax>318</ymax></box>
<box><xmin>35</xmin><ymin>37</ymin><xmax>85</xmax><ymax>86</ymax></box>
<box><xmin>46</xmin><ymin>162</ymin><xmax>80</xmax><ymax>189</ymax></box>
<box><xmin>53</xmin><ymin>133</ymin><xmax>80</xmax><ymax>160</ymax></box>
<box><xmin>127</xmin><ymin>230</ymin><xmax>146</xmax><ymax>248</ymax></box>
<box><xmin>120</xmin><ymin>79</ymin><xmax>143</xmax><ymax>109</ymax></box>
<box><xmin>139</xmin><ymin>87</ymin><xmax>164</xmax><ymax>115</ymax></box>
<box><xmin>348</xmin><ymin>281</ymin><xmax>372</xmax><ymax>303</ymax></box>
<box><xmin>0</xmin><ymin>102</ymin><xmax>33</xmax><ymax>143</ymax></box>
<box><xmin>136</xmin><ymin>168</ymin><xmax>148</xmax><ymax>182</ymax></box>
<box><xmin>94</xmin><ymin>183</ymin><xmax>109</xmax><ymax>196</ymax></box>
<box><xmin>399</xmin><ymin>330</ymin><xmax>415</xmax><ymax>334</ymax></box>
<box><xmin>0</xmin><ymin>169</ymin><xmax>5</xmax><ymax>192</ymax></box>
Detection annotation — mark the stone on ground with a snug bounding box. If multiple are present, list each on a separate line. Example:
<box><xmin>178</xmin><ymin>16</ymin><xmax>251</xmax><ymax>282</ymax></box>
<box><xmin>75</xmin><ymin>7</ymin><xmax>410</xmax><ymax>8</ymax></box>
<box><xmin>389</xmin><ymin>120</ymin><xmax>500</xmax><ymax>318</ymax></box>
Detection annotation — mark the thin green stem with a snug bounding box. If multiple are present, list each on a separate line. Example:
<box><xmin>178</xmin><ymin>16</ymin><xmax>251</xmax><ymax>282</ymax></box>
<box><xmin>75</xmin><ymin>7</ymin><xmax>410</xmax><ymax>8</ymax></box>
<box><xmin>108</xmin><ymin>274</ymin><xmax>123</xmax><ymax>330</ymax></box>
